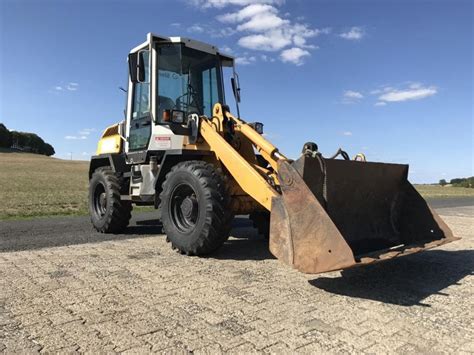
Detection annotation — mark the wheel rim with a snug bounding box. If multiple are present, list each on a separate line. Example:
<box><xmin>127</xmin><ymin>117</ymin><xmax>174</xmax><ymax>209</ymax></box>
<box><xmin>93</xmin><ymin>182</ymin><xmax>107</xmax><ymax>218</ymax></box>
<box><xmin>170</xmin><ymin>183</ymin><xmax>199</xmax><ymax>233</ymax></box>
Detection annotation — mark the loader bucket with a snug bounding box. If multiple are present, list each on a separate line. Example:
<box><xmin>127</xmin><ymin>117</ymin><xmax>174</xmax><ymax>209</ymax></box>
<box><xmin>269</xmin><ymin>156</ymin><xmax>459</xmax><ymax>274</ymax></box>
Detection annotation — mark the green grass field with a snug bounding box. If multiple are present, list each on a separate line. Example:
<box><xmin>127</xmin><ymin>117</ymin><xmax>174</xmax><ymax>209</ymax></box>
<box><xmin>0</xmin><ymin>152</ymin><xmax>472</xmax><ymax>220</ymax></box>
<box><xmin>0</xmin><ymin>152</ymin><xmax>89</xmax><ymax>219</ymax></box>
<box><xmin>414</xmin><ymin>184</ymin><xmax>474</xmax><ymax>198</ymax></box>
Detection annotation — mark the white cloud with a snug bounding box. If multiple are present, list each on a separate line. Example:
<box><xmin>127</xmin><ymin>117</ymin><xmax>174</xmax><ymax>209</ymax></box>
<box><xmin>186</xmin><ymin>23</ymin><xmax>236</xmax><ymax>38</ymax></box>
<box><xmin>220</xmin><ymin>45</ymin><xmax>234</xmax><ymax>54</ymax></box>
<box><xmin>342</xmin><ymin>90</ymin><xmax>364</xmax><ymax>104</ymax></box>
<box><xmin>238</xmin><ymin>23</ymin><xmax>325</xmax><ymax>52</ymax></box>
<box><xmin>189</xmin><ymin>0</ymin><xmax>327</xmax><ymax>65</ymax></box>
<box><xmin>280</xmin><ymin>47</ymin><xmax>310</xmax><ymax>65</ymax></box>
<box><xmin>219</xmin><ymin>4</ymin><xmax>289</xmax><ymax>32</ymax></box>
<box><xmin>66</xmin><ymin>82</ymin><xmax>78</xmax><ymax>91</ymax></box>
<box><xmin>378</xmin><ymin>85</ymin><xmax>437</xmax><ymax>102</ymax></box>
<box><xmin>342</xmin><ymin>131</ymin><xmax>353</xmax><ymax>136</ymax></box>
<box><xmin>238</xmin><ymin>31</ymin><xmax>291</xmax><ymax>51</ymax></box>
<box><xmin>188</xmin><ymin>24</ymin><xmax>205</xmax><ymax>33</ymax></box>
<box><xmin>344</xmin><ymin>90</ymin><xmax>364</xmax><ymax>100</ymax></box>
<box><xmin>65</xmin><ymin>128</ymin><xmax>95</xmax><ymax>140</ymax></box>
<box><xmin>78</xmin><ymin>128</ymin><xmax>96</xmax><ymax>136</ymax></box>
<box><xmin>237</xmin><ymin>11</ymin><xmax>288</xmax><ymax>32</ymax></box>
<box><xmin>219</xmin><ymin>4</ymin><xmax>276</xmax><ymax>23</ymax></box>
<box><xmin>235</xmin><ymin>55</ymin><xmax>257</xmax><ymax>65</ymax></box>
<box><xmin>340</xmin><ymin>26</ymin><xmax>364</xmax><ymax>40</ymax></box>
<box><xmin>65</xmin><ymin>135</ymin><xmax>87</xmax><ymax>140</ymax></box>
<box><xmin>212</xmin><ymin>27</ymin><xmax>237</xmax><ymax>37</ymax></box>
<box><xmin>368</xmin><ymin>83</ymin><xmax>438</xmax><ymax>105</ymax></box>
<box><xmin>54</xmin><ymin>82</ymin><xmax>79</xmax><ymax>92</ymax></box>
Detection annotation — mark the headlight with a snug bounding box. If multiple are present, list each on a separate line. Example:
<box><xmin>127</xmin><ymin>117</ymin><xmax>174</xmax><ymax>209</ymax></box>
<box><xmin>171</xmin><ymin>110</ymin><xmax>185</xmax><ymax>124</ymax></box>
<box><xmin>249</xmin><ymin>122</ymin><xmax>264</xmax><ymax>134</ymax></box>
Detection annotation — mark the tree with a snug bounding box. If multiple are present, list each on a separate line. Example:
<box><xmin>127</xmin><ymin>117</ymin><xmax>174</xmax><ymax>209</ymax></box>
<box><xmin>439</xmin><ymin>179</ymin><xmax>447</xmax><ymax>186</ymax></box>
<box><xmin>11</xmin><ymin>131</ymin><xmax>26</xmax><ymax>148</ymax></box>
<box><xmin>0</xmin><ymin>123</ymin><xmax>12</xmax><ymax>148</ymax></box>
<box><xmin>9</xmin><ymin>130</ymin><xmax>55</xmax><ymax>156</ymax></box>
<box><xmin>42</xmin><ymin>143</ymin><xmax>55</xmax><ymax>156</ymax></box>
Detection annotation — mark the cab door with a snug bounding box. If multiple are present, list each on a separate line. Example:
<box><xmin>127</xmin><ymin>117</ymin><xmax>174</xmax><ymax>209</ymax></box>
<box><xmin>128</xmin><ymin>50</ymin><xmax>152</xmax><ymax>151</ymax></box>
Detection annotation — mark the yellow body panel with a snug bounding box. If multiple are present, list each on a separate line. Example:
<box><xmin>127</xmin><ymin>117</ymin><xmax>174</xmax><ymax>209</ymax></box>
<box><xmin>96</xmin><ymin>124</ymin><xmax>122</xmax><ymax>155</ymax></box>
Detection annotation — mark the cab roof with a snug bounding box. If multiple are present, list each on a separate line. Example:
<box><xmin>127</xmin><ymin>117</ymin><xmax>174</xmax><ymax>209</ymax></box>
<box><xmin>130</xmin><ymin>33</ymin><xmax>234</xmax><ymax>66</ymax></box>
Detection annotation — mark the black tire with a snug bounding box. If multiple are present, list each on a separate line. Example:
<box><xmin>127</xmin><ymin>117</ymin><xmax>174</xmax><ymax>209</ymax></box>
<box><xmin>249</xmin><ymin>211</ymin><xmax>270</xmax><ymax>239</ymax></box>
<box><xmin>89</xmin><ymin>167</ymin><xmax>132</xmax><ymax>233</ymax></box>
<box><xmin>160</xmin><ymin>161</ymin><xmax>233</xmax><ymax>255</ymax></box>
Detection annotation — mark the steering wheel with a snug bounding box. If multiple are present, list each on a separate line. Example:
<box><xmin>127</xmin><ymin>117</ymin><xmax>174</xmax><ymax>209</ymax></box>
<box><xmin>175</xmin><ymin>84</ymin><xmax>204</xmax><ymax>114</ymax></box>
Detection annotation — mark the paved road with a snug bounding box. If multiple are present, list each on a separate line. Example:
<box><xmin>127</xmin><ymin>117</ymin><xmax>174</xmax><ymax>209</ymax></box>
<box><xmin>0</xmin><ymin>203</ymin><xmax>472</xmax><ymax>353</ymax></box>
<box><xmin>424</xmin><ymin>196</ymin><xmax>474</xmax><ymax>209</ymax></box>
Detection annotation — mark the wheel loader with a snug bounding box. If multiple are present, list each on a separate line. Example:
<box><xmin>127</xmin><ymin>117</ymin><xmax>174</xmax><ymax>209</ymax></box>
<box><xmin>89</xmin><ymin>33</ymin><xmax>458</xmax><ymax>274</ymax></box>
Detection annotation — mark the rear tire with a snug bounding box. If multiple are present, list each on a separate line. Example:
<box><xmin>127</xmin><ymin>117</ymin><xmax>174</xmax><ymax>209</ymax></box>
<box><xmin>89</xmin><ymin>167</ymin><xmax>132</xmax><ymax>233</ymax></box>
<box><xmin>160</xmin><ymin>161</ymin><xmax>233</xmax><ymax>255</ymax></box>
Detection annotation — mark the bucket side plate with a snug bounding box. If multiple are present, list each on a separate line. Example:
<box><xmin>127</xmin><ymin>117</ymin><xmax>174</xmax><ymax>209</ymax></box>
<box><xmin>269</xmin><ymin>160</ymin><xmax>356</xmax><ymax>273</ymax></box>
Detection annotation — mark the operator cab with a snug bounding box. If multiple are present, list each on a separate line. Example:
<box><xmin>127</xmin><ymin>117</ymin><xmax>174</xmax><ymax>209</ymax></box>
<box><xmin>125</xmin><ymin>33</ymin><xmax>237</xmax><ymax>156</ymax></box>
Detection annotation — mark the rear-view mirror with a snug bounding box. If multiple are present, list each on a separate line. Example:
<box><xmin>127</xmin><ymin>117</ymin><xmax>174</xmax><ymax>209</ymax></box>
<box><xmin>137</xmin><ymin>50</ymin><xmax>147</xmax><ymax>82</ymax></box>
<box><xmin>128</xmin><ymin>50</ymin><xmax>148</xmax><ymax>83</ymax></box>
<box><xmin>128</xmin><ymin>53</ymin><xmax>138</xmax><ymax>83</ymax></box>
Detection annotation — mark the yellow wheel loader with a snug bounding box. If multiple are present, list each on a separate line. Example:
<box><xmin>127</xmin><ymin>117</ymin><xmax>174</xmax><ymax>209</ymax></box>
<box><xmin>89</xmin><ymin>33</ymin><xmax>458</xmax><ymax>274</ymax></box>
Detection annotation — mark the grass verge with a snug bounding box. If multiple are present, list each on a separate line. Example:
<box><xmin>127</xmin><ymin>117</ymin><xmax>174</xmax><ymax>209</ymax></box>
<box><xmin>414</xmin><ymin>184</ymin><xmax>474</xmax><ymax>199</ymax></box>
<box><xmin>0</xmin><ymin>152</ymin><xmax>156</xmax><ymax>220</ymax></box>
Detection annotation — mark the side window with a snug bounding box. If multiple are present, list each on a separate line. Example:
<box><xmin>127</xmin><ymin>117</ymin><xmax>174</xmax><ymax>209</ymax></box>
<box><xmin>157</xmin><ymin>45</ymin><xmax>183</xmax><ymax>121</ymax></box>
<box><xmin>202</xmin><ymin>67</ymin><xmax>218</xmax><ymax>117</ymax></box>
<box><xmin>129</xmin><ymin>50</ymin><xmax>151</xmax><ymax>151</ymax></box>
<box><xmin>158</xmin><ymin>69</ymin><xmax>186</xmax><ymax>119</ymax></box>
<box><xmin>132</xmin><ymin>50</ymin><xmax>150</xmax><ymax>120</ymax></box>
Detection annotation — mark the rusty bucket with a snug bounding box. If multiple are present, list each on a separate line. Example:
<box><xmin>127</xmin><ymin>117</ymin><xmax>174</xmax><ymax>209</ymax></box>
<box><xmin>269</xmin><ymin>155</ymin><xmax>459</xmax><ymax>274</ymax></box>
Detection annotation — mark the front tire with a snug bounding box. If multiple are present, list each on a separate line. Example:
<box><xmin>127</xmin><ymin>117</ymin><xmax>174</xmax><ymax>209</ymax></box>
<box><xmin>89</xmin><ymin>167</ymin><xmax>132</xmax><ymax>233</ymax></box>
<box><xmin>160</xmin><ymin>161</ymin><xmax>233</xmax><ymax>255</ymax></box>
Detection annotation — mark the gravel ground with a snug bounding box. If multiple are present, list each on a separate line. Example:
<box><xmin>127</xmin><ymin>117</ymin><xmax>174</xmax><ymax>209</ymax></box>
<box><xmin>0</xmin><ymin>203</ymin><xmax>472</xmax><ymax>353</ymax></box>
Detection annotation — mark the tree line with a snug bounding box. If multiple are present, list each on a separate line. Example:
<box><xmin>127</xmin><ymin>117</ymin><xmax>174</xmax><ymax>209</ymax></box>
<box><xmin>439</xmin><ymin>177</ymin><xmax>474</xmax><ymax>188</ymax></box>
<box><xmin>0</xmin><ymin>123</ymin><xmax>55</xmax><ymax>156</ymax></box>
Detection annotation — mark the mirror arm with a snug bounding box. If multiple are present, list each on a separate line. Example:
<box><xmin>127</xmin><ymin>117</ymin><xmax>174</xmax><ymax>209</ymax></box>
<box><xmin>232</xmin><ymin>66</ymin><xmax>241</xmax><ymax>119</ymax></box>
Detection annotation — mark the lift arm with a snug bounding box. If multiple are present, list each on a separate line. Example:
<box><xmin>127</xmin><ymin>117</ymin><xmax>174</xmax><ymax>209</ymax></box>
<box><xmin>200</xmin><ymin>117</ymin><xmax>278</xmax><ymax>210</ymax></box>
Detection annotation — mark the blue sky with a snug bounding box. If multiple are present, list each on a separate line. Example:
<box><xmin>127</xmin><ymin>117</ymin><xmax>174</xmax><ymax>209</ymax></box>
<box><xmin>0</xmin><ymin>0</ymin><xmax>472</xmax><ymax>183</ymax></box>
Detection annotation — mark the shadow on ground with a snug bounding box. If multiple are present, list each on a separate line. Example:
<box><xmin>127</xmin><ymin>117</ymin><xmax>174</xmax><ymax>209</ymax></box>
<box><xmin>309</xmin><ymin>250</ymin><xmax>474</xmax><ymax>306</ymax></box>
<box><xmin>212</xmin><ymin>217</ymin><xmax>274</xmax><ymax>261</ymax></box>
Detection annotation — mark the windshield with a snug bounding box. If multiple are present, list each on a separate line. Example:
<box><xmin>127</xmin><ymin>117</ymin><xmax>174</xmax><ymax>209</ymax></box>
<box><xmin>157</xmin><ymin>43</ymin><xmax>224</xmax><ymax>120</ymax></box>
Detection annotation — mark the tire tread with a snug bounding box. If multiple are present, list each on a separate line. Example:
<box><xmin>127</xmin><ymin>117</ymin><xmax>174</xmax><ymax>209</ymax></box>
<box><xmin>89</xmin><ymin>167</ymin><xmax>132</xmax><ymax>233</ymax></box>
<box><xmin>160</xmin><ymin>161</ymin><xmax>233</xmax><ymax>255</ymax></box>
